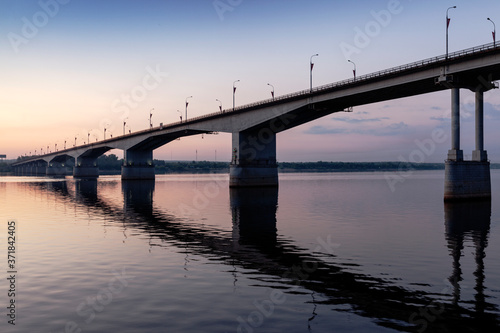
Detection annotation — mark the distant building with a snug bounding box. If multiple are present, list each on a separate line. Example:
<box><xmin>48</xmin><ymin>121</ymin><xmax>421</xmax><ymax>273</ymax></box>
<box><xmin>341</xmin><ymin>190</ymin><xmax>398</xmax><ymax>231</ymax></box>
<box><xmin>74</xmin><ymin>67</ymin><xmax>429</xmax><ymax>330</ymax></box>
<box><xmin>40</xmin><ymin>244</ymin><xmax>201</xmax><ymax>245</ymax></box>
<box><xmin>0</xmin><ymin>154</ymin><xmax>6</xmax><ymax>160</ymax></box>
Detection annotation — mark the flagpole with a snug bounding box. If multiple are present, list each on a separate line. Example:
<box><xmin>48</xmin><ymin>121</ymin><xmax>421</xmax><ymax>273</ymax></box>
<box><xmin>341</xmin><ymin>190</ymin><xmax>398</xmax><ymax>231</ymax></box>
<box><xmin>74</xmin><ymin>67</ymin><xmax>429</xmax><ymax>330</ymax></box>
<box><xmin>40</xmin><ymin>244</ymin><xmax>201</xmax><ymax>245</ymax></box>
<box><xmin>233</xmin><ymin>80</ymin><xmax>240</xmax><ymax>111</ymax></box>
<box><xmin>310</xmin><ymin>53</ymin><xmax>318</xmax><ymax>93</ymax></box>
<box><xmin>185</xmin><ymin>96</ymin><xmax>192</xmax><ymax>122</ymax></box>
<box><xmin>267</xmin><ymin>83</ymin><xmax>275</xmax><ymax>100</ymax></box>
<box><xmin>446</xmin><ymin>6</ymin><xmax>456</xmax><ymax>60</ymax></box>
<box><xmin>488</xmin><ymin>18</ymin><xmax>496</xmax><ymax>48</ymax></box>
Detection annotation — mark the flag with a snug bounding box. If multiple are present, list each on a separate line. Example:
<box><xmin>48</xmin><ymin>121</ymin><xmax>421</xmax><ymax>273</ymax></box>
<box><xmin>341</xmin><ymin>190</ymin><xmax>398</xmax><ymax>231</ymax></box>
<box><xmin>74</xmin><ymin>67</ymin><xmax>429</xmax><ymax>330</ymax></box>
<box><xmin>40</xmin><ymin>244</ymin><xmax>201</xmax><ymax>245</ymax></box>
<box><xmin>271</xmin><ymin>91</ymin><xmax>274</xmax><ymax>98</ymax></box>
<box><xmin>233</xmin><ymin>86</ymin><xmax>237</xmax><ymax>93</ymax></box>
<box><xmin>447</xmin><ymin>17</ymin><xmax>451</xmax><ymax>28</ymax></box>
<box><xmin>310</xmin><ymin>62</ymin><xmax>314</xmax><ymax>71</ymax></box>
<box><xmin>186</xmin><ymin>101</ymin><xmax>189</xmax><ymax>107</ymax></box>
<box><xmin>219</xmin><ymin>105</ymin><xmax>222</xmax><ymax>112</ymax></box>
<box><xmin>353</xmin><ymin>69</ymin><xmax>356</xmax><ymax>77</ymax></box>
<box><xmin>493</xmin><ymin>31</ymin><xmax>496</xmax><ymax>42</ymax></box>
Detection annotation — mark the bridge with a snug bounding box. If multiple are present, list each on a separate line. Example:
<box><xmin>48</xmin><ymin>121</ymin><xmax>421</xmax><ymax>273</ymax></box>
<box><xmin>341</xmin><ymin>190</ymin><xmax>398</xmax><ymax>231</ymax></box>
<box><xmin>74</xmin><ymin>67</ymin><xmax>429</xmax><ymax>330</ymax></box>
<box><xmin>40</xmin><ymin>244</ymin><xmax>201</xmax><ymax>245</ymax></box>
<box><xmin>12</xmin><ymin>42</ymin><xmax>500</xmax><ymax>200</ymax></box>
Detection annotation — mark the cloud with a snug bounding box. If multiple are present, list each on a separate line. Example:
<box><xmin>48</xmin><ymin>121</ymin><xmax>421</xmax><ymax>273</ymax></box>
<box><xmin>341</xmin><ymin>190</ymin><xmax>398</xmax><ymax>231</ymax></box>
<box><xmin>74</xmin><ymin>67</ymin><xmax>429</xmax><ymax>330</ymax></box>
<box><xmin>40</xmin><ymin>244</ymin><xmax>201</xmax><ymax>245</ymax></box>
<box><xmin>306</xmin><ymin>126</ymin><xmax>348</xmax><ymax>135</ymax></box>
<box><xmin>332</xmin><ymin>116</ymin><xmax>390</xmax><ymax>124</ymax></box>
<box><xmin>430</xmin><ymin>116</ymin><xmax>448</xmax><ymax>121</ymax></box>
<box><xmin>306</xmin><ymin>122</ymin><xmax>410</xmax><ymax>136</ymax></box>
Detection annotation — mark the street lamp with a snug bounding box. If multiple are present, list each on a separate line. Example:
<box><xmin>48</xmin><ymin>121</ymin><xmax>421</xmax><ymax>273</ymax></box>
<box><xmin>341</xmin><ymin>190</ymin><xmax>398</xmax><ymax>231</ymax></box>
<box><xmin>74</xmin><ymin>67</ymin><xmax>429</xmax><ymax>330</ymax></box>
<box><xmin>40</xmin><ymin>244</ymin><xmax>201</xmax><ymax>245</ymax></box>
<box><xmin>87</xmin><ymin>132</ymin><xmax>90</xmax><ymax>144</ymax></box>
<box><xmin>55</xmin><ymin>143</ymin><xmax>57</xmax><ymax>152</ymax></box>
<box><xmin>267</xmin><ymin>83</ymin><xmax>275</xmax><ymax>100</ymax></box>
<box><xmin>310</xmin><ymin>53</ymin><xmax>319</xmax><ymax>92</ymax></box>
<box><xmin>177</xmin><ymin>109</ymin><xmax>182</xmax><ymax>123</ymax></box>
<box><xmin>488</xmin><ymin>17</ymin><xmax>496</xmax><ymax>47</ymax></box>
<box><xmin>446</xmin><ymin>6</ymin><xmax>456</xmax><ymax>59</ymax></box>
<box><xmin>233</xmin><ymin>80</ymin><xmax>240</xmax><ymax>111</ymax></box>
<box><xmin>74</xmin><ymin>136</ymin><xmax>77</xmax><ymax>147</ymax></box>
<box><xmin>216</xmin><ymin>99</ymin><xmax>223</xmax><ymax>112</ymax></box>
<box><xmin>348</xmin><ymin>60</ymin><xmax>356</xmax><ymax>80</ymax></box>
<box><xmin>104</xmin><ymin>127</ymin><xmax>107</xmax><ymax>139</ymax></box>
<box><xmin>123</xmin><ymin>118</ymin><xmax>127</xmax><ymax>135</ymax></box>
<box><xmin>149</xmin><ymin>108</ymin><xmax>154</xmax><ymax>129</ymax></box>
<box><xmin>185</xmin><ymin>96</ymin><xmax>192</xmax><ymax>122</ymax></box>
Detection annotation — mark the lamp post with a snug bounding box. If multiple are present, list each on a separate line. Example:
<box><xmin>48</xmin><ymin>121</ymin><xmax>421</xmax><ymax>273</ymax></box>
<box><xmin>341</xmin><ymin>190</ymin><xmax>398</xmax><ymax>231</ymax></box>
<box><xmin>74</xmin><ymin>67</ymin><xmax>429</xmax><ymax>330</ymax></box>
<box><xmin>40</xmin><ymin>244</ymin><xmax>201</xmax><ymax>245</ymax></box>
<box><xmin>123</xmin><ymin>118</ymin><xmax>127</xmax><ymax>135</ymax></box>
<box><xmin>149</xmin><ymin>108</ymin><xmax>154</xmax><ymax>129</ymax></box>
<box><xmin>185</xmin><ymin>96</ymin><xmax>192</xmax><ymax>122</ymax></box>
<box><xmin>104</xmin><ymin>127</ymin><xmax>107</xmax><ymax>139</ymax></box>
<box><xmin>488</xmin><ymin>17</ymin><xmax>496</xmax><ymax>47</ymax></box>
<box><xmin>310</xmin><ymin>53</ymin><xmax>319</xmax><ymax>92</ymax></box>
<box><xmin>267</xmin><ymin>83</ymin><xmax>275</xmax><ymax>100</ymax></box>
<box><xmin>64</xmin><ymin>140</ymin><xmax>66</xmax><ymax>149</ymax></box>
<box><xmin>446</xmin><ymin>6</ymin><xmax>456</xmax><ymax>59</ymax></box>
<box><xmin>74</xmin><ymin>136</ymin><xmax>77</xmax><ymax>147</ymax></box>
<box><xmin>216</xmin><ymin>99</ymin><xmax>223</xmax><ymax>112</ymax></box>
<box><xmin>177</xmin><ymin>110</ymin><xmax>182</xmax><ymax>123</ymax></box>
<box><xmin>233</xmin><ymin>80</ymin><xmax>239</xmax><ymax>111</ymax></box>
<box><xmin>348</xmin><ymin>60</ymin><xmax>356</xmax><ymax>80</ymax></box>
<box><xmin>87</xmin><ymin>132</ymin><xmax>90</xmax><ymax>144</ymax></box>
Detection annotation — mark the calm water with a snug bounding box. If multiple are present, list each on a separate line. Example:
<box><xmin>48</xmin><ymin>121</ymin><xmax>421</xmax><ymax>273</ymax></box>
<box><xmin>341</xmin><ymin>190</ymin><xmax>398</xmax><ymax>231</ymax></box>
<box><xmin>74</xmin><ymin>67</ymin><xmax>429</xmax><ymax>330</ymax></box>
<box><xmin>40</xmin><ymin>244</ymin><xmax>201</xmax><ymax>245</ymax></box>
<box><xmin>1</xmin><ymin>171</ymin><xmax>500</xmax><ymax>333</ymax></box>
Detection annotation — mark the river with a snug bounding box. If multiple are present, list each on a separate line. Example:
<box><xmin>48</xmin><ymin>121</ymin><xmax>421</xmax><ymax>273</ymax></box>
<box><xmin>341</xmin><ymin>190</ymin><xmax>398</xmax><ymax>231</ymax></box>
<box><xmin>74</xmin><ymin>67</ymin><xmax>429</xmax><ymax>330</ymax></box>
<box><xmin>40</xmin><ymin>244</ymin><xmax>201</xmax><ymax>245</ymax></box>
<box><xmin>0</xmin><ymin>170</ymin><xmax>499</xmax><ymax>332</ymax></box>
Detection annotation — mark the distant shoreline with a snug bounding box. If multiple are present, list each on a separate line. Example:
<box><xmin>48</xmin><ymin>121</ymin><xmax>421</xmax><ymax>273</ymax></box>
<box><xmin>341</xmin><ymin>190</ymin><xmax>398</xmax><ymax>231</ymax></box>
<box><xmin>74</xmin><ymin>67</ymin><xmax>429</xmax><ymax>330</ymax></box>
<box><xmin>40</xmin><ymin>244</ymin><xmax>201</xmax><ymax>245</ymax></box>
<box><xmin>4</xmin><ymin>160</ymin><xmax>500</xmax><ymax>176</ymax></box>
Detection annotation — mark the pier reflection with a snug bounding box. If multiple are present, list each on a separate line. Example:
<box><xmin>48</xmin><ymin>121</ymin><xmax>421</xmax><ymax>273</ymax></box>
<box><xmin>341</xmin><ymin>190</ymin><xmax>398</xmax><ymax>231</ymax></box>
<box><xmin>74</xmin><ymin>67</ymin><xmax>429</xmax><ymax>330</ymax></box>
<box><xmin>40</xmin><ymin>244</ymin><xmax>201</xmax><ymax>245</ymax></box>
<box><xmin>444</xmin><ymin>200</ymin><xmax>493</xmax><ymax>319</ymax></box>
<box><xmin>31</xmin><ymin>179</ymin><xmax>500</xmax><ymax>332</ymax></box>
<box><xmin>230</xmin><ymin>187</ymin><xmax>278</xmax><ymax>247</ymax></box>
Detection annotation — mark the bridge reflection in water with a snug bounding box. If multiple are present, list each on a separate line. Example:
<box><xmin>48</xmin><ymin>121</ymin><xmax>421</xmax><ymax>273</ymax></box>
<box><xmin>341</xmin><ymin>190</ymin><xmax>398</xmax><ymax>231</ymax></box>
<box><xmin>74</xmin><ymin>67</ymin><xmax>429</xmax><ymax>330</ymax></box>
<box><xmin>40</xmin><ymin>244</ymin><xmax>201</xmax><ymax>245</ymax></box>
<box><xmin>33</xmin><ymin>179</ymin><xmax>499</xmax><ymax>332</ymax></box>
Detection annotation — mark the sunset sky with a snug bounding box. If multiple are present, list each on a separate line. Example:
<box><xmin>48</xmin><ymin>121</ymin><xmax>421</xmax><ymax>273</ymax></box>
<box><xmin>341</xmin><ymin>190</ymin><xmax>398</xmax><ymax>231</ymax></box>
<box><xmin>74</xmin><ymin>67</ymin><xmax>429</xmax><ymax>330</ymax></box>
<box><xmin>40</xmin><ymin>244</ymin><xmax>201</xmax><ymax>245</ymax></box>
<box><xmin>2</xmin><ymin>0</ymin><xmax>500</xmax><ymax>162</ymax></box>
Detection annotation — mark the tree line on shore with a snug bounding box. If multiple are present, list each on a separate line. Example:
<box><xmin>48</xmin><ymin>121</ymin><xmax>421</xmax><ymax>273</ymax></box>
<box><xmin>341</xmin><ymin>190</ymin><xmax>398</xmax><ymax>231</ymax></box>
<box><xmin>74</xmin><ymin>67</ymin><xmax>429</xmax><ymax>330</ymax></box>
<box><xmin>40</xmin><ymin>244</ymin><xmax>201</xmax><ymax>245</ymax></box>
<box><xmin>6</xmin><ymin>153</ymin><xmax>500</xmax><ymax>174</ymax></box>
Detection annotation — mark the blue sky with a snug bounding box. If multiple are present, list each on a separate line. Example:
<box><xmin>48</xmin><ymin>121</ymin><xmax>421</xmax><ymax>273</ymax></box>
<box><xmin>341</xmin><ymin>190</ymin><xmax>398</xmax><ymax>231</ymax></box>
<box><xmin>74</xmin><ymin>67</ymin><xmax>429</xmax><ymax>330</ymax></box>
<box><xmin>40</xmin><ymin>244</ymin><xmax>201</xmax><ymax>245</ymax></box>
<box><xmin>1</xmin><ymin>0</ymin><xmax>500</xmax><ymax>162</ymax></box>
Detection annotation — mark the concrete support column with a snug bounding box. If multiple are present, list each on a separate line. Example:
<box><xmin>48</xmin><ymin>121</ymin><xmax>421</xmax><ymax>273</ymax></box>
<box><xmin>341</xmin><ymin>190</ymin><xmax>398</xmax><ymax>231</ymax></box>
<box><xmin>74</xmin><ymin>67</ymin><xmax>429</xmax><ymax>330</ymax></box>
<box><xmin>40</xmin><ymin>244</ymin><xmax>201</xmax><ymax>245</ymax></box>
<box><xmin>229</xmin><ymin>130</ymin><xmax>278</xmax><ymax>187</ymax></box>
<box><xmin>448</xmin><ymin>88</ymin><xmax>463</xmax><ymax>161</ymax></box>
<box><xmin>37</xmin><ymin>162</ymin><xmax>46</xmax><ymax>176</ymax></box>
<box><xmin>46</xmin><ymin>161</ymin><xmax>67</xmax><ymax>177</ymax></box>
<box><xmin>73</xmin><ymin>156</ymin><xmax>99</xmax><ymax>179</ymax></box>
<box><xmin>121</xmin><ymin>149</ymin><xmax>155</xmax><ymax>180</ymax></box>
<box><xmin>473</xmin><ymin>89</ymin><xmax>488</xmax><ymax>162</ymax></box>
<box><xmin>444</xmin><ymin>87</ymin><xmax>490</xmax><ymax>201</ymax></box>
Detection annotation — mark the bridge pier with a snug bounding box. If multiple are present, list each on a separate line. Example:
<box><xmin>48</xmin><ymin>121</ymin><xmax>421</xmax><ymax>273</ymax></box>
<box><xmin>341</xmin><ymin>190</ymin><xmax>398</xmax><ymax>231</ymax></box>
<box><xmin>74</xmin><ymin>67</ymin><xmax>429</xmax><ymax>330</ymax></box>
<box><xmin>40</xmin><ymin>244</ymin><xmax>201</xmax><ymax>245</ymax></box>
<box><xmin>121</xmin><ymin>149</ymin><xmax>155</xmax><ymax>180</ymax></box>
<box><xmin>444</xmin><ymin>88</ymin><xmax>491</xmax><ymax>201</ymax></box>
<box><xmin>229</xmin><ymin>130</ymin><xmax>278</xmax><ymax>187</ymax></box>
<box><xmin>46</xmin><ymin>161</ymin><xmax>67</xmax><ymax>177</ymax></box>
<box><xmin>73</xmin><ymin>156</ymin><xmax>99</xmax><ymax>179</ymax></box>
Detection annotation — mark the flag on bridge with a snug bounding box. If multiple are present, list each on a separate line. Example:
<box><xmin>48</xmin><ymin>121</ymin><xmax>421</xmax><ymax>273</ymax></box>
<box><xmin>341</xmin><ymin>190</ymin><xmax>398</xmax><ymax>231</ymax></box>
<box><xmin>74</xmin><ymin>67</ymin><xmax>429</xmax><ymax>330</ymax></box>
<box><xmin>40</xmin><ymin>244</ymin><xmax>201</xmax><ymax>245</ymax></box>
<box><xmin>447</xmin><ymin>17</ymin><xmax>451</xmax><ymax>28</ymax></box>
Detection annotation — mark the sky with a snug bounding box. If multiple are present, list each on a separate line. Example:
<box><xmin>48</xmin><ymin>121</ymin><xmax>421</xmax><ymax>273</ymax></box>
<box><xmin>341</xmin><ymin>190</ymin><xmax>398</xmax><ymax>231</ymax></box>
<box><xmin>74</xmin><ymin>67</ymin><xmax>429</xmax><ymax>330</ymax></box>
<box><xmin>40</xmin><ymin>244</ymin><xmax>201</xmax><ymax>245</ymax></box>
<box><xmin>1</xmin><ymin>0</ymin><xmax>500</xmax><ymax>162</ymax></box>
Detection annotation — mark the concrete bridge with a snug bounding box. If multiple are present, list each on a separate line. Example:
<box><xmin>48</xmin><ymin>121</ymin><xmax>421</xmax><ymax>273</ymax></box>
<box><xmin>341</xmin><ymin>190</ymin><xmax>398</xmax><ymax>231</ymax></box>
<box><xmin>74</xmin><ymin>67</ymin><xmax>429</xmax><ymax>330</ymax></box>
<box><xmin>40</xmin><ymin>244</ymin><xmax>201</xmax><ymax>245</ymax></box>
<box><xmin>12</xmin><ymin>42</ymin><xmax>500</xmax><ymax>200</ymax></box>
